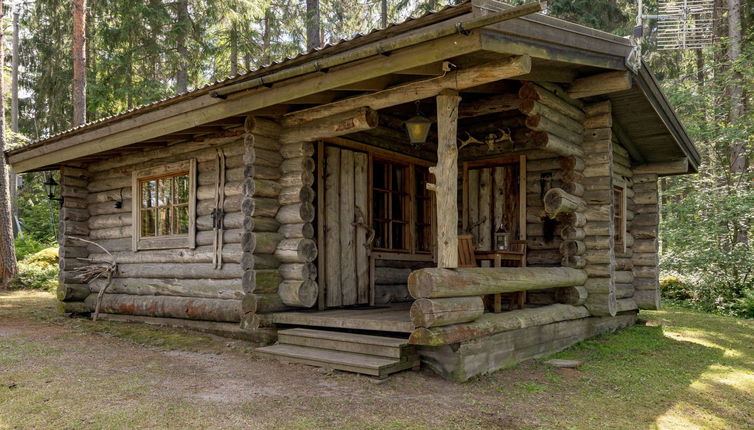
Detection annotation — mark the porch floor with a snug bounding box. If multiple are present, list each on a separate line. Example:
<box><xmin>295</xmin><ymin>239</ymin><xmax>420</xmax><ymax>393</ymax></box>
<box><xmin>268</xmin><ymin>303</ymin><xmax>414</xmax><ymax>334</ymax></box>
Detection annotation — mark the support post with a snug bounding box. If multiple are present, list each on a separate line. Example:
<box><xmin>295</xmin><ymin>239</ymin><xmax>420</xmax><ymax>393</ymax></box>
<box><xmin>430</xmin><ymin>90</ymin><xmax>461</xmax><ymax>268</ymax></box>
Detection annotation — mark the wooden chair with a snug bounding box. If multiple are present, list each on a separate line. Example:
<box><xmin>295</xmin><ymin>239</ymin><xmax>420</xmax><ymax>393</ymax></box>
<box><xmin>457</xmin><ymin>234</ymin><xmax>527</xmax><ymax>312</ymax></box>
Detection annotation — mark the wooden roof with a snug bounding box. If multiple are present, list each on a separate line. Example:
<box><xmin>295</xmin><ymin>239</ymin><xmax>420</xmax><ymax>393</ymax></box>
<box><xmin>6</xmin><ymin>0</ymin><xmax>698</xmax><ymax>174</ymax></box>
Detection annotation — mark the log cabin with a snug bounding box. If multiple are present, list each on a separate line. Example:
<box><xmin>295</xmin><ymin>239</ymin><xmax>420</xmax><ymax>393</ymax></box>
<box><xmin>5</xmin><ymin>1</ymin><xmax>699</xmax><ymax>381</ymax></box>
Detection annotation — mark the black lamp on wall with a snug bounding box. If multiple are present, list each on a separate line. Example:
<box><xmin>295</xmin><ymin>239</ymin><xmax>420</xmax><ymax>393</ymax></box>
<box><xmin>43</xmin><ymin>176</ymin><xmax>63</xmax><ymax>207</ymax></box>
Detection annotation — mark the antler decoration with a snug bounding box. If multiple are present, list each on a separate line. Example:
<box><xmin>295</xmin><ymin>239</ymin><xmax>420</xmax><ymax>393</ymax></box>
<box><xmin>458</xmin><ymin>128</ymin><xmax>512</xmax><ymax>151</ymax></box>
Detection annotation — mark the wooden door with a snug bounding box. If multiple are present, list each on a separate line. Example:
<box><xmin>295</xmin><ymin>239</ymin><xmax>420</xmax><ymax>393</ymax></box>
<box><xmin>320</xmin><ymin>145</ymin><xmax>370</xmax><ymax>308</ymax></box>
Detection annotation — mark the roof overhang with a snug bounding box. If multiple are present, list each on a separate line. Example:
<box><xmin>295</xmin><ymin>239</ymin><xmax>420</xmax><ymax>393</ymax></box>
<box><xmin>6</xmin><ymin>0</ymin><xmax>698</xmax><ymax>175</ymax></box>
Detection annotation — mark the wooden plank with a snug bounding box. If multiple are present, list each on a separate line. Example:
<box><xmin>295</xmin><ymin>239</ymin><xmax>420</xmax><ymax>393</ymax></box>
<box><xmin>316</xmin><ymin>142</ymin><xmax>326</xmax><ymax>310</ymax></box>
<box><xmin>493</xmin><ymin>166</ymin><xmax>505</xmax><ymax>234</ymax></box>
<box><xmin>324</xmin><ymin>146</ymin><xmax>342</xmax><ymax>307</ymax></box>
<box><xmin>340</xmin><ymin>149</ymin><xmax>357</xmax><ymax>306</ymax></box>
<box><xmin>567</xmin><ymin>71</ymin><xmax>632</xmax><ymax>98</ymax></box>
<box><xmin>467</xmin><ymin>168</ymin><xmax>480</xmax><ymax>243</ymax></box>
<box><xmin>354</xmin><ymin>151</ymin><xmax>370</xmax><ymax>304</ymax></box>
<box><xmin>478</xmin><ymin>168</ymin><xmax>492</xmax><ymax>250</ymax></box>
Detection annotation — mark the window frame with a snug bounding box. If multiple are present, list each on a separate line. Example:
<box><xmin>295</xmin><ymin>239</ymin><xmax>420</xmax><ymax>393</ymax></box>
<box><xmin>613</xmin><ymin>184</ymin><xmax>626</xmax><ymax>253</ymax></box>
<box><xmin>131</xmin><ymin>159</ymin><xmax>196</xmax><ymax>251</ymax></box>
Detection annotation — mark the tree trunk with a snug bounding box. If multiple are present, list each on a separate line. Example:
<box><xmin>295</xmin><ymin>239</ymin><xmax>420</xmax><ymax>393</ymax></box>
<box><xmin>262</xmin><ymin>9</ymin><xmax>271</xmax><ymax>65</ymax></box>
<box><xmin>305</xmin><ymin>0</ymin><xmax>320</xmax><ymax>50</ymax></box>
<box><xmin>381</xmin><ymin>0</ymin><xmax>388</xmax><ymax>27</ymax></box>
<box><xmin>72</xmin><ymin>0</ymin><xmax>87</xmax><ymax>127</ymax></box>
<box><xmin>0</xmin><ymin>1</ymin><xmax>17</xmax><ymax>287</ymax></box>
<box><xmin>726</xmin><ymin>0</ymin><xmax>747</xmax><ymax>245</ymax></box>
<box><xmin>175</xmin><ymin>0</ymin><xmax>189</xmax><ymax>94</ymax></box>
<box><xmin>230</xmin><ymin>22</ymin><xmax>238</xmax><ymax>76</ymax></box>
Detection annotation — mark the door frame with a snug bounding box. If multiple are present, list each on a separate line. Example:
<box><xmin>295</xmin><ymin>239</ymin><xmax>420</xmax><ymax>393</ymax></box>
<box><xmin>316</xmin><ymin>137</ymin><xmax>436</xmax><ymax>310</ymax></box>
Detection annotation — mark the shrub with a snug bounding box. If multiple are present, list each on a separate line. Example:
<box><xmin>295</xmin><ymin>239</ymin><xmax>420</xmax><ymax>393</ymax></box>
<box><xmin>660</xmin><ymin>276</ymin><xmax>691</xmax><ymax>301</ymax></box>
<box><xmin>733</xmin><ymin>290</ymin><xmax>754</xmax><ymax>319</ymax></box>
<box><xmin>9</xmin><ymin>247</ymin><xmax>60</xmax><ymax>291</ymax></box>
<box><xmin>14</xmin><ymin>236</ymin><xmax>56</xmax><ymax>261</ymax></box>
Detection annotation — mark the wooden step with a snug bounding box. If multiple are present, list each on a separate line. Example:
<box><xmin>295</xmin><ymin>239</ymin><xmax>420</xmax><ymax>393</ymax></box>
<box><xmin>256</xmin><ymin>344</ymin><xmax>420</xmax><ymax>378</ymax></box>
<box><xmin>278</xmin><ymin>328</ymin><xmax>412</xmax><ymax>359</ymax></box>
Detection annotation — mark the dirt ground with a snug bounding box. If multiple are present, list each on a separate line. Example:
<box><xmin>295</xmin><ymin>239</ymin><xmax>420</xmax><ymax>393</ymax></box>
<box><xmin>1</xmin><ymin>291</ymin><xmax>752</xmax><ymax>429</ymax></box>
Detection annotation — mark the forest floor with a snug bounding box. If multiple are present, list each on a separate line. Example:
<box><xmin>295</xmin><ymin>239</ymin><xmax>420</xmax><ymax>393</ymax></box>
<box><xmin>1</xmin><ymin>290</ymin><xmax>752</xmax><ymax>430</ymax></box>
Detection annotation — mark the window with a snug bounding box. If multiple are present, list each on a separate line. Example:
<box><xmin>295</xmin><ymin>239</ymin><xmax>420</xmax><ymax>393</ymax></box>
<box><xmin>613</xmin><ymin>185</ymin><xmax>626</xmax><ymax>252</ymax></box>
<box><xmin>373</xmin><ymin>159</ymin><xmax>409</xmax><ymax>251</ymax></box>
<box><xmin>132</xmin><ymin>160</ymin><xmax>196</xmax><ymax>251</ymax></box>
<box><xmin>371</xmin><ymin>157</ymin><xmax>434</xmax><ymax>254</ymax></box>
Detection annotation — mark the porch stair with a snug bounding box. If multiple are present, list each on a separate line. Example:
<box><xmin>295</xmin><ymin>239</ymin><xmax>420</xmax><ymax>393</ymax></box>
<box><xmin>256</xmin><ymin>328</ymin><xmax>420</xmax><ymax>378</ymax></box>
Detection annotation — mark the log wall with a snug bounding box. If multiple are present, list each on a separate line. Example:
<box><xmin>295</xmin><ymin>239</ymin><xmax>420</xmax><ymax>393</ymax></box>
<box><xmin>75</xmin><ymin>131</ymin><xmax>258</xmax><ymax>322</ymax></box>
<box><xmin>630</xmin><ymin>172</ymin><xmax>660</xmax><ymax>309</ymax></box>
<box><xmin>57</xmin><ymin>166</ymin><xmax>92</xmax><ymax>312</ymax></box>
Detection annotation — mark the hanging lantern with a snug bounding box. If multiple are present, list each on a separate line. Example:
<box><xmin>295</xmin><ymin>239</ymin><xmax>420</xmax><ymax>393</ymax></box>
<box><xmin>405</xmin><ymin>101</ymin><xmax>432</xmax><ymax>146</ymax></box>
<box><xmin>43</xmin><ymin>176</ymin><xmax>64</xmax><ymax>207</ymax></box>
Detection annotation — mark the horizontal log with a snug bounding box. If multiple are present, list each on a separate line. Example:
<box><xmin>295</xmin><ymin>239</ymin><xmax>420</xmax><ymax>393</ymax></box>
<box><xmin>242</xmin><ymin>293</ymin><xmax>289</xmax><ymax>314</ymax></box>
<box><xmin>196</xmin><ymin>212</ymin><xmax>245</xmax><ymax>230</ymax></box>
<box><xmin>278</xmin><ymin>280</ymin><xmax>318</xmax><ymax>308</ymax></box>
<box><xmin>86</xmin><ymin>294</ymin><xmax>241</xmax><ymax>322</ymax></box>
<box><xmin>254</xmin><ymin>232</ymin><xmax>283</xmax><ymax>254</ymax></box>
<box><xmin>518</xmin><ymin>82</ymin><xmax>585</xmax><ymax>122</ymax></box>
<box><xmin>89</xmin><ymin>278</ymin><xmax>243</xmax><ymax>300</ymax></box>
<box><xmin>276</xmin><ymin>202</ymin><xmax>315</xmax><ymax>224</ymax></box>
<box><xmin>278</xmin><ymin>223</ymin><xmax>314</xmax><ymax>239</ymax></box>
<box><xmin>57</xmin><ymin>301</ymin><xmax>91</xmax><ymax>314</ymax></box>
<box><xmin>584</xmin><ymin>292</ymin><xmax>617</xmax><ymax>316</ymax></box>
<box><xmin>408</xmin><ymin>267</ymin><xmax>587</xmax><ymax>299</ymax></box>
<box><xmin>561</xmin><ymin>255</ymin><xmax>586</xmax><ymax>269</ymax></box>
<box><xmin>196</xmin><ymin>229</ymin><xmax>243</xmax><ymax>246</ymax></box>
<box><xmin>615</xmin><ymin>283</ymin><xmax>635</xmax><ymax>299</ymax></box>
<box><xmin>251</xmin><ymin>216</ymin><xmax>281</xmax><ymax>233</ymax></box>
<box><xmin>89</xmin><ymin>226</ymin><xmax>129</xmax><ymax>240</ymax></box>
<box><xmin>280</xmin><ymin>107</ymin><xmax>379</xmax><ymax>144</ymax></box>
<box><xmin>519</xmin><ymin>99</ymin><xmax>584</xmax><ymax>134</ymax></box>
<box><xmin>280</xmin><ymin>142</ymin><xmax>315</xmax><ymax>158</ymax></box>
<box><xmin>554</xmin><ymin>286</ymin><xmax>588</xmax><ymax>305</ymax></box>
<box><xmin>410</xmin><ymin>297</ymin><xmax>484</xmax><ymax>328</ymax></box>
<box><xmin>89</xmin><ymin>213</ymin><xmax>132</xmax><ymax>230</ymax></box>
<box><xmin>544</xmin><ymin>188</ymin><xmax>585</xmax><ymax>217</ymax></box>
<box><xmin>280</xmin><ymin>157</ymin><xmax>315</xmax><ymax>174</ymax></box>
<box><xmin>632</xmin><ymin>252</ymin><xmax>658</xmax><ymax>267</ymax></box>
<box><xmin>56</xmin><ymin>283</ymin><xmax>90</xmax><ymax>302</ymax></box>
<box><xmin>88</xmin><ymin>244</ymin><xmax>242</xmax><ymax>265</ymax></box>
<box><xmin>275</xmin><ymin>238</ymin><xmax>317</xmax><ymax>263</ymax></box>
<box><xmin>633</xmin><ymin>159</ymin><xmax>688</xmax><ymax>175</ymax></box>
<box><xmin>279</xmin><ymin>263</ymin><xmax>317</xmax><ymax>281</ymax></box>
<box><xmin>526</xmin><ymin>249</ymin><xmax>561</xmax><ymax>266</ymax></box>
<box><xmin>279</xmin><ymin>186</ymin><xmax>314</xmax><ymax>205</ymax></box>
<box><xmin>409</xmin><ymin>304</ymin><xmax>590</xmax><ymax>345</ymax></box>
<box><xmin>633</xmin><ymin>290</ymin><xmax>660</xmax><ymax>310</ymax></box>
<box><xmin>559</xmin><ymin>240</ymin><xmax>585</xmax><ymax>256</ymax></box>
<box><xmin>253</xmin><ymin>254</ymin><xmax>280</xmax><ymax>269</ymax></box>
<box><xmin>197</xmin><ymin>194</ymin><xmax>243</xmax><ymax>216</ymax></box>
<box><xmin>115</xmin><ymin>263</ymin><xmax>243</xmax><ymax>279</ymax></box>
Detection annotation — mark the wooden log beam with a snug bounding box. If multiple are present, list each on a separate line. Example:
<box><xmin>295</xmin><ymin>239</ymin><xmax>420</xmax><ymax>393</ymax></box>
<box><xmin>89</xmin><ymin>278</ymin><xmax>243</xmax><ymax>300</ymax></box>
<box><xmin>282</xmin><ymin>56</ymin><xmax>531</xmax><ymax>126</ymax></box>
<box><xmin>278</xmin><ymin>280</ymin><xmax>318</xmax><ymax>307</ymax></box>
<box><xmin>431</xmin><ymin>90</ymin><xmax>462</xmax><ymax>268</ymax></box>
<box><xmin>408</xmin><ymin>267</ymin><xmax>587</xmax><ymax>299</ymax></box>
<box><xmin>632</xmin><ymin>159</ymin><xmax>689</xmax><ymax>175</ymax></box>
<box><xmin>85</xmin><ymin>294</ymin><xmax>241</xmax><ymax>322</ymax></box>
<box><xmin>279</xmin><ymin>107</ymin><xmax>379</xmax><ymax>144</ymax></box>
<box><xmin>544</xmin><ymin>188</ymin><xmax>585</xmax><ymax>217</ymax></box>
<box><xmin>458</xmin><ymin>93</ymin><xmax>520</xmax><ymax>118</ymax></box>
<box><xmin>567</xmin><ymin>71</ymin><xmax>632</xmax><ymax>98</ymax></box>
<box><xmin>410</xmin><ymin>297</ymin><xmax>485</xmax><ymax>328</ymax></box>
<box><xmin>409</xmin><ymin>304</ymin><xmax>590</xmax><ymax>345</ymax></box>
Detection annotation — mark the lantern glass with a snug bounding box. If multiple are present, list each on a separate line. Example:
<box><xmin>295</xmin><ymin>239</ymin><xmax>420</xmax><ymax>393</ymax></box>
<box><xmin>495</xmin><ymin>232</ymin><xmax>511</xmax><ymax>251</ymax></box>
<box><xmin>405</xmin><ymin>115</ymin><xmax>432</xmax><ymax>144</ymax></box>
<box><xmin>43</xmin><ymin>177</ymin><xmax>58</xmax><ymax>198</ymax></box>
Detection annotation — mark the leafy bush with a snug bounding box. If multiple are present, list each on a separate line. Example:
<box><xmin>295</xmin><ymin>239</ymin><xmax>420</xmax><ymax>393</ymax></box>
<box><xmin>733</xmin><ymin>290</ymin><xmax>754</xmax><ymax>319</ymax></box>
<box><xmin>660</xmin><ymin>276</ymin><xmax>691</xmax><ymax>301</ymax></box>
<box><xmin>14</xmin><ymin>236</ymin><xmax>57</xmax><ymax>261</ymax></box>
<box><xmin>9</xmin><ymin>247</ymin><xmax>59</xmax><ymax>291</ymax></box>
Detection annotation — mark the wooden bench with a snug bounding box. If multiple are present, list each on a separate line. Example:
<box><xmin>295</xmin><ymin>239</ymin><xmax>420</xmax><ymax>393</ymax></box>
<box><xmin>457</xmin><ymin>234</ymin><xmax>527</xmax><ymax>312</ymax></box>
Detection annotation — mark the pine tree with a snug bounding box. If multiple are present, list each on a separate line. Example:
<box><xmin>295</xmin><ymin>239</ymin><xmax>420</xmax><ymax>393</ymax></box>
<box><xmin>72</xmin><ymin>0</ymin><xmax>87</xmax><ymax>126</ymax></box>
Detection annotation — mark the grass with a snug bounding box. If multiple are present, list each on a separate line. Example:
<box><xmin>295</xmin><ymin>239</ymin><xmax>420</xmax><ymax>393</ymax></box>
<box><xmin>1</xmin><ymin>290</ymin><xmax>753</xmax><ymax>429</ymax></box>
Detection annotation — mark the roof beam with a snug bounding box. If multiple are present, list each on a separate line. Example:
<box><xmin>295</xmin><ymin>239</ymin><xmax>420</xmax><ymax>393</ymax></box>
<box><xmin>611</xmin><ymin>117</ymin><xmax>646</xmax><ymax>164</ymax></box>
<box><xmin>9</xmin><ymin>32</ymin><xmax>486</xmax><ymax>172</ymax></box>
<box><xmin>633</xmin><ymin>159</ymin><xmax>689</xmax><ymax>176</ymax></box>
<box><xmin>282</xmin><ymin>55</ymin><xmax>532</xmax><ymax>127</ymax></box>
<box><xmin>567</xmin><ymin>71</ymin><xmax>631</xmax><ymax>98</ymax></box>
